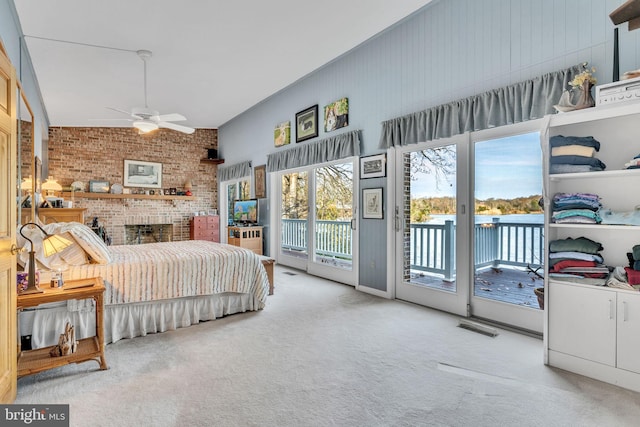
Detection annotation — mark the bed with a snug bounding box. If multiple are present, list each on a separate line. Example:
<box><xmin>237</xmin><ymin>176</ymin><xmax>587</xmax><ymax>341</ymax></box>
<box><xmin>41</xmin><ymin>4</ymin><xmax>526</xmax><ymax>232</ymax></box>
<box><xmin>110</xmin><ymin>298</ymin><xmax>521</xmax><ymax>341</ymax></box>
<box><xmin>17</xmin><ymin>221</ymin><xmax>270</xmax><ymax>349</ymax></box>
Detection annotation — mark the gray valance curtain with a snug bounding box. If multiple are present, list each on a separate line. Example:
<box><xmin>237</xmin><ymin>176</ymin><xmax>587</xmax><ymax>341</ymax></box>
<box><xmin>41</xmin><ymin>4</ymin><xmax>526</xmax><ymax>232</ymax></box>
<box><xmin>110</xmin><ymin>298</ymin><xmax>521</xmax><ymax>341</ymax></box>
<box><xmin>267</xmin><ymin>130</ymin><xmax>361</xmax><ymax>173</ymax></box>
<box><xmin>218</xmin><ymin>161</ymin><xmax>251</xmax><ymax>182</ymax></box>
<box><xmin>379</xmin><ymin>64</ymin><xmax>583</xmax><ymax>148</ymax></box>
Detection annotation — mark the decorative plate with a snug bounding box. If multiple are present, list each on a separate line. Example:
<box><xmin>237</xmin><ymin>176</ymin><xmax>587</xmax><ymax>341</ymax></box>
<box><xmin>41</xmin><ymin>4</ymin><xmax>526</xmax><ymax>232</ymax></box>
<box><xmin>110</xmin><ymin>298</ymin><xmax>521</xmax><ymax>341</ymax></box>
<box><xmin>70</xmin><ymin>181</ymin><xmax>85</xmax><ymax>192</ymax></box>
<box><xmin>110</xmin><ymin>183</ymin><xmax>123</xmax><ymax>194</ymax></box>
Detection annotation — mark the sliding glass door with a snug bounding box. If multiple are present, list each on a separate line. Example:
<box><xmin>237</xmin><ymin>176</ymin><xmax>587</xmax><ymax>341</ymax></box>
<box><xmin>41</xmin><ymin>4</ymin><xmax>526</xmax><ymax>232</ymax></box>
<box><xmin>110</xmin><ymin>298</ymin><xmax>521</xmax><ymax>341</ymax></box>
<box><xmin>394</xmin><ymin>121</ymin><xmax>544</xmax><ymax>333</ymax></box>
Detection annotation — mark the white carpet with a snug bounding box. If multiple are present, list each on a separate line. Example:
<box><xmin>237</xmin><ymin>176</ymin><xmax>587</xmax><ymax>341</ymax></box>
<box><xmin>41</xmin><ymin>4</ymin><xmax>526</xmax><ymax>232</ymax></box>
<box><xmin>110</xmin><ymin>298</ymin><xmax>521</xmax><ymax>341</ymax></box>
<box><xmin>15</xmin><ymin>266</ymin><xmax>640</xmax><ymax>426</ymax></box>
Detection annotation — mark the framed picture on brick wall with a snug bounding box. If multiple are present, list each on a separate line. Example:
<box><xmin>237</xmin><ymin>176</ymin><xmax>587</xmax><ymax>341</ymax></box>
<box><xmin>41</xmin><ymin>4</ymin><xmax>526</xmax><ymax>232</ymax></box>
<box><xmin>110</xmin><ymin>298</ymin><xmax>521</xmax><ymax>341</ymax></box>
<box><xmin>124</xmin><ymin>159</ymin><xmax>162</xmax><ymax>188</ymax></box>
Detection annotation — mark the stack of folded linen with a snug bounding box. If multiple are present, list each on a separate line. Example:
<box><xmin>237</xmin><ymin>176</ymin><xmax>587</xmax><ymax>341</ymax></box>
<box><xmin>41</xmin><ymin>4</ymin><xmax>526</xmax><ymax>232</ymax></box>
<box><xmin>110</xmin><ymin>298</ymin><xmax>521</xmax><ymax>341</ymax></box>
<box><xmin>624</xmin><ymin>154</ymin><xmax>640</xmax><ymax>170</ymax></box>
<box><xmin>551</xmin><ymin>192</ymin><xmax>601</xmax><ymax>224</ymax></box>
<box><xmin>549</xmin><ymin>236</ymin><xmax>608</xmax><ymax>285</ymax></box>
<box><xmin>550</xmin><ymin>135</ymin><xmax>606</xmax><ymax>174</ymax></box>
<box><xmin>624</xmin><ymin>245</ymin><xmax>640</xmax><ymax>289</ymax></box>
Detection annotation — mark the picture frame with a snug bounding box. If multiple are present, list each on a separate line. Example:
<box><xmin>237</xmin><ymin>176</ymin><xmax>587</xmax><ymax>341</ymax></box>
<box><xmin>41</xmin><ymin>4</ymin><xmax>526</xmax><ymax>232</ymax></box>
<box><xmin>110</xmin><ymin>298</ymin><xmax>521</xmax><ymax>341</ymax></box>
<box><xmin>124</xmin><ymin>159</ymin><xmax>162</xmax><ymax>189</ymax></box>
<box><xmin>360</xmin><ymin>154</ymin><xmax>386</xmax><ymax>179</ymax></box>
<box><xmin>274</xmin><ymin>120</ymin><xmax>291</xmax><ymax>147</ymax></box>
<box><xmin>254</xmin><ymin>164</ymin><xmax>267</xmax><ymax>199</ymax></box>
<box><xmin>295</xmin><ymin>105</ymin><xmax>319</xmax><ymax>142</ymax></box>
<box><xmin>362</xmin><ymin>188</ymin><xmax>383</xmax><ymax>219</ymax></box>
<box><xmin>89</xmin><ymin>180</ymin><xmax>110</xmax><ymax>193</ymax></box>
<box><xmin>324</xmin><ymin>97</ymin><xmax>349</xmax><ymax>133</ymax></box>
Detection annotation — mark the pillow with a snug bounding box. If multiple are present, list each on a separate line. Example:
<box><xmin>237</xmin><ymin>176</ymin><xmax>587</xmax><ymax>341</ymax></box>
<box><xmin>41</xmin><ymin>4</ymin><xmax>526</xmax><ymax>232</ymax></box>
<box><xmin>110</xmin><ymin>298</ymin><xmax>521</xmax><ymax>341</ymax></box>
<box><xmin>62</xmin><ymin>222</ymin><xmax>112</xmax><ymax>264</ymax></box>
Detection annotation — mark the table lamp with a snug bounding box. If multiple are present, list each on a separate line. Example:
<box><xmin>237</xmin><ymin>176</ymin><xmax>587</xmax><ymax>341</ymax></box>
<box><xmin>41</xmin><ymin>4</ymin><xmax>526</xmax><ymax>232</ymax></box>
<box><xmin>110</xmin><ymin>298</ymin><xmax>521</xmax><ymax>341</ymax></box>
<box><xmin>19</xmin><ymin>222</ymin><xmax>73</xmax><ymax>294</ymax></box>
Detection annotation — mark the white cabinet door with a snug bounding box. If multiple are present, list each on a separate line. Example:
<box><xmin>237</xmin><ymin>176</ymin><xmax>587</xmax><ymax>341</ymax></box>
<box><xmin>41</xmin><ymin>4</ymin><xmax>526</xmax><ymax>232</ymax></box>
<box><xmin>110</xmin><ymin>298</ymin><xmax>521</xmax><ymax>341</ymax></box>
<box><xmin>617</xmin><ymin>291</ymin><xmax>640</xmax><ymax>373</ymax></box>
<box><xmin>549</xmin><ymin>282</ymin><xmax>616</xmax><ymax>366</ymax></box>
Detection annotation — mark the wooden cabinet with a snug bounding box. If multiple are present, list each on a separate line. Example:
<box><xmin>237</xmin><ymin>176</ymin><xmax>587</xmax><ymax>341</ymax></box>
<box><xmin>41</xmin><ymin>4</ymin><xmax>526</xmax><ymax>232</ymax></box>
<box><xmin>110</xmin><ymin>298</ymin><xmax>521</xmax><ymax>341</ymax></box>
<box><xmin>228</xmin><ymin>226</ymin><xmax>263</xmax><ymax>255</ymax></box>
<box><xmin>544</xmin><ymin>102</ymin><xmax>640</xmax><ymax>392</ymax></box>
<box><xmin>21</xmin><ymin>208</ymin><xmax>86</xmax><ymax>225</ymax></box>
<box><xmin>190</xmin><ymin>215</ymin><xmax>220</xmax><ymax>242</ymax></box>
<box><xmin>16</xmin><ymin>277</ymin><xmax>107</xmax><ymax>377</ymax></box>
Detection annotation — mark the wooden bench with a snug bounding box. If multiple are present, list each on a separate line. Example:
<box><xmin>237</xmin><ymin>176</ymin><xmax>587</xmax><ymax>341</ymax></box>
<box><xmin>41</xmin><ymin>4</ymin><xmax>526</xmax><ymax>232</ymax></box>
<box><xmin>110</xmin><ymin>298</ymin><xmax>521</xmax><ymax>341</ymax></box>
<box><xmin>259</xmin><ymin>256</ymin><xmax>275</xmax><ymax>295</ymax></box>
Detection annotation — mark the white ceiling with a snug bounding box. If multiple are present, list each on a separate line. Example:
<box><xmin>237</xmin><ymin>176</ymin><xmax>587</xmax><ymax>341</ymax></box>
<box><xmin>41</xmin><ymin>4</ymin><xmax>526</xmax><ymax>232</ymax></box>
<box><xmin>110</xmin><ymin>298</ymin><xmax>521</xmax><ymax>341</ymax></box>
<box><xmin>14</xmin><ymin>0</ymin><xmax>432</xmax><ymax>130</ymax></box>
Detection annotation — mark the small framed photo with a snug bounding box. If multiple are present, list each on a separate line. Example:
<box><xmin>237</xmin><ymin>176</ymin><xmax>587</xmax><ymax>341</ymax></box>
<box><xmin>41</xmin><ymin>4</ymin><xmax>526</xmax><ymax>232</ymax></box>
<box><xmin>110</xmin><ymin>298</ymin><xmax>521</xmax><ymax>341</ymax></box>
<box><xmin>274</xmin><ymin>121</ymin><xmax>291</xmax><ymax>147</ymax></box>
<box><xmin>362</xmin><ymin>188</ymin><xmax>383</xmax><ymax>219</ymax></box>
<box><xmin>295</xmin><ymin>105</ymin><xmax>318</xmax><ymax>143</ymax></box>
<box><xmin>254</xmin><ymin>165</ymin><xmax>266</xmax><ymax>199</ymax></box>
<box><xmin>89</xmin><ymin>180</ymin><xmax>110</xmax><ymax>193</ymax></box>
<box><xmin>324</xmin><ymin>97</ymin><xmax>348</xmax><ymax>133</ymax></box>
<box><xmin>360</xmin><ymin>154</ymin><xmax>386</xmax><ymax>179</ymax></box>
<box><xmin>124</xmin><ymin>159</ymin><xmax>162</xmax><ymax>189</ymax></box>
<box><xmin>164</xmin><ymin>189</ymin><xmax>170</xmax><ymax>195</ymax></box>
<box><xmin>170</xmin><ymin>188</ymin><xmax>177</xmax><ymax>195</ymax></box>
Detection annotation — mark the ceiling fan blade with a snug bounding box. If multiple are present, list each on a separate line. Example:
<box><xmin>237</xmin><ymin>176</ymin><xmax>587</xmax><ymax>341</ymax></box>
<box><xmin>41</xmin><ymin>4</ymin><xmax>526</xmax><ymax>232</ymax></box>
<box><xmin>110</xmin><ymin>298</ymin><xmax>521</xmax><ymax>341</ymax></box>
<box><xmin>158</xmin><ymin>121</ymin><xmax>195</xmax><ymax>134</ymax></box>
<box><xmin>155</xmin><ymin>113</ymin><xmax>186</xmax><ymax>122</ymax></box>
<box><xmin>89</xmin><ymin>118</ymin><xmax>133</xmax><ymax>122</ymax></box>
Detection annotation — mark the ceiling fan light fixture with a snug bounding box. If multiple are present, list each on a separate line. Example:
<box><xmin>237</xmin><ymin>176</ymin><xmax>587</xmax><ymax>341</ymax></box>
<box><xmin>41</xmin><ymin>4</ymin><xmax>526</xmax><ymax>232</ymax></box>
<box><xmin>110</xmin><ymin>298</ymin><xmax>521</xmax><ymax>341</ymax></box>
<box><xmin>133</xmin><ymin>120</ymin><xmax>159</xmax><ymax>133</ymax></box>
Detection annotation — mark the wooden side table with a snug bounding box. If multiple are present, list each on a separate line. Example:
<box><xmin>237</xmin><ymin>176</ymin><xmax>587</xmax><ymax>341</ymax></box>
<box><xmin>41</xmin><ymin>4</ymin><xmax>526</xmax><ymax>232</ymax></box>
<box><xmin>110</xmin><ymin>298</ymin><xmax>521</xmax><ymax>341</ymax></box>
<box><xmin>17</xmin><ymin>277</ymin><xmax>107</xmax><ymax>377</ymax></box>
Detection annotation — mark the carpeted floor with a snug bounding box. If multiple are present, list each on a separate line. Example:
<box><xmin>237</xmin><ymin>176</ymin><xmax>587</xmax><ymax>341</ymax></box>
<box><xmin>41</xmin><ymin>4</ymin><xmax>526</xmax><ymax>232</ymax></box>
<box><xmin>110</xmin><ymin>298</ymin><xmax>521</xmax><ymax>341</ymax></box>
<box><xmin>15</xmin><ymin>266</ymin><xmax>640</xmax><ymax>426</ymax></box>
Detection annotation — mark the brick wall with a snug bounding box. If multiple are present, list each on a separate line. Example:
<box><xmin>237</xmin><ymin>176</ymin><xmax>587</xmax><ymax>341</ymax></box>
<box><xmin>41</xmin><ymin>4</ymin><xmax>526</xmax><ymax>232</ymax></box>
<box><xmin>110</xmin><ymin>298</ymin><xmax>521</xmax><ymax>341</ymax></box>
<box><xmin>47</xmin><ymin>127</ymin><xmax>218</xmax><ymax>245</ymax></box>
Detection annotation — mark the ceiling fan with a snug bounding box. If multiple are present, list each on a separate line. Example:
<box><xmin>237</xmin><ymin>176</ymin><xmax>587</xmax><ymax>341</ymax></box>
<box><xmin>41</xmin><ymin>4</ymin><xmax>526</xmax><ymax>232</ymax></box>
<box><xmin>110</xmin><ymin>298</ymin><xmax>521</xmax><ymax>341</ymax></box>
<box><xmin>103</xmin><ymin>50</ymin><xmax>195</xmax><ymax>135</ymax></box>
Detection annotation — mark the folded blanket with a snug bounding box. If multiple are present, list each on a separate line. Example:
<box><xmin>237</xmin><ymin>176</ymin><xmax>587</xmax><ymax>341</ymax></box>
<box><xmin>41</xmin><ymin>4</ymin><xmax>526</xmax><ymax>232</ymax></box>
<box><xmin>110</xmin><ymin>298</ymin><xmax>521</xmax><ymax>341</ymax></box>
<box><xmin>548</xmin><ymin>251</ymin><xmax>604</xmax><ymax>263</ymax></box>
<box><xmin>633</xmin><ymin>244</ymin><xmax>640</xmax><ymax>260</ymax></box>
<box><xmin>550</xmin><ymin>164</ymin><xmax>604</xmax><ymax>174</ymax></box>
<box><xmin>550</xmin><ymin>259</ymin><xmax>597</xmax><ymax>273</ymax></box>
<box><xmin>549</xmin><ymin>237</ymin><xmax>603</xmax><ymax>254</ymax></box>
<box><xmin>550</xmin><ymin>155</ymin><xmax>606</xmax><ymax>170</ymax></box>
<box><xmin>551</xmin><ymin>145</ymin><xmax>596</xmax><ymax>157</ymax></box>
<box><xmin>550</xmin><ymin>135</ymin><xmax>601</xmax><ymax>151</ymax></box>
<box><xmin>552</xmin><ymin>209</ymin><xmax>602</xmax><ymax>223</ymax></box>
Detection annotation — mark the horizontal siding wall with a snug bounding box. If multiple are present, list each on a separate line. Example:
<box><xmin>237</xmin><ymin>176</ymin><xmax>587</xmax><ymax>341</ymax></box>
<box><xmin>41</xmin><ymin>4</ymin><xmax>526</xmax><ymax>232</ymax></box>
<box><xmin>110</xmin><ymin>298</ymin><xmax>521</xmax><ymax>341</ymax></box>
<box><xmin>219</xmin><ymin>0</ymin><xmax>640</xmax><ymax>292</ymax></box>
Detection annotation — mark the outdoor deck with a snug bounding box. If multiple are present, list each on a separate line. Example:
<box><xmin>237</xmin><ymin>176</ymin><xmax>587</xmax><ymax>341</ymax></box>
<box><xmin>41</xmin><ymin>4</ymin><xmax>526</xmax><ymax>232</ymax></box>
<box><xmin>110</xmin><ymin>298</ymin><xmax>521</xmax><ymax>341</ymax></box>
<box><xmin>410</xmin><ymin>266</ymin><xmax>544</xmax><ymax>309</ymax></box>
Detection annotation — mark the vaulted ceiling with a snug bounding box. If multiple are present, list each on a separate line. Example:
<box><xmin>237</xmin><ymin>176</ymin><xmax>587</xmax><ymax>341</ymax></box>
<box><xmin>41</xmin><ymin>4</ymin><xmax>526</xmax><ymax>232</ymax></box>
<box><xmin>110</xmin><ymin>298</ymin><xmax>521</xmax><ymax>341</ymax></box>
<box><xmin>14</xmin><ymin>0</ymin><xmax>433</xmax><ymax>130</ymax></box>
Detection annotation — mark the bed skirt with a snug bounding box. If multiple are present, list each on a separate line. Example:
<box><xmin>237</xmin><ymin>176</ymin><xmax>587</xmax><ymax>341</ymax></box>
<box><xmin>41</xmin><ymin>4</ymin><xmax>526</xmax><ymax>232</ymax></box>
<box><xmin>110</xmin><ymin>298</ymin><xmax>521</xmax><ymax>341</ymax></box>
<box><xmin>20</xmin><ymin>293</ymin><xmax>260</xmax><ymax>349</ymax></box>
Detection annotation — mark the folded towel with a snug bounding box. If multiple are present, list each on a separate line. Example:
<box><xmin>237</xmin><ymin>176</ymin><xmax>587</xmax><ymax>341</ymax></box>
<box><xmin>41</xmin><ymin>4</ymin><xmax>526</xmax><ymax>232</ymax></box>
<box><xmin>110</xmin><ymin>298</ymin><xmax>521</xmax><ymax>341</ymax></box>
<box><xmin>633</xmin><ymin>244</ymin><xmax>640</xmax><ymax>260</ymax></box>
<box><xmin>551</xmin><ymin>145</ymin><xmax>596</xmax><ymax>157</ymax></box>
<box><xmin>625</xmin><ymin>267</ymin><xmax>640</xmax><ymax>285</ymax></box>
<box><xmin>549</xmin><ymin>237</ymin><xmax>603</xmax><ymax>254</ymax></box>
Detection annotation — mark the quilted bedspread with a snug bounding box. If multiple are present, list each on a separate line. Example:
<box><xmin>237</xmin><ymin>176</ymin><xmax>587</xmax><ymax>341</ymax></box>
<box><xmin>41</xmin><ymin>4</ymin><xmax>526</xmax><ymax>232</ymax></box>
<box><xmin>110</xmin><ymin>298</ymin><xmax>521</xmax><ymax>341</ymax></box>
<box><xmin>61</xmin><ymin>240</ymin><xmax>270</xmax><ymax>307</ymax></box>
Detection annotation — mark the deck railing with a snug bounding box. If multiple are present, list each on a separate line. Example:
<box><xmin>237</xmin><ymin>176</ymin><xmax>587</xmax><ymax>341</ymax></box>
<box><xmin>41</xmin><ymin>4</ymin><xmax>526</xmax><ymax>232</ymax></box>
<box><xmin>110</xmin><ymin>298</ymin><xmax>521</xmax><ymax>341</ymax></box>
<box><xmin>281</xmin><ymin>218</ymin><xmax>544</xmax><ymax>278</ymax></box>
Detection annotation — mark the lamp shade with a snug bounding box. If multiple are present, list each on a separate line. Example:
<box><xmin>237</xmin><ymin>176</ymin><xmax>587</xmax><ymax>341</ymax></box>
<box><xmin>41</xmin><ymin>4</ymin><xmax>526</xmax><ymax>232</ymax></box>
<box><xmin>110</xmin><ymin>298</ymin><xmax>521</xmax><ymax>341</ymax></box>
<box><xmin>20</xmin><ymin>176</ymin><xmax>33</xmax><ymax>191</ymax></box>
<box><xmin>42</xmin><ymin>233</ymin><xmax>74</xmax><ymax>257</ymax></box>
<box><xmin>184</xmin><ymin>180</ymin><xmax>192</xmax><ymax>190</ymax></box>
<box><xmin>41</xmin><ymin>177</ymin><xmax>62</xmax><ymax>193</ymax></box>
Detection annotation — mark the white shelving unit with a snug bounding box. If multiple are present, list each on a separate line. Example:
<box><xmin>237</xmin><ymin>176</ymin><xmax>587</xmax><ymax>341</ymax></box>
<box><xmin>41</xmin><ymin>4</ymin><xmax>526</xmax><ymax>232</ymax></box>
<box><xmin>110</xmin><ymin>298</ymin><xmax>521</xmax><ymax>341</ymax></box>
<box><xmin>543</xmin><ymin>102</ymin><xmax>640</xmax><ymax>392</ymax></box>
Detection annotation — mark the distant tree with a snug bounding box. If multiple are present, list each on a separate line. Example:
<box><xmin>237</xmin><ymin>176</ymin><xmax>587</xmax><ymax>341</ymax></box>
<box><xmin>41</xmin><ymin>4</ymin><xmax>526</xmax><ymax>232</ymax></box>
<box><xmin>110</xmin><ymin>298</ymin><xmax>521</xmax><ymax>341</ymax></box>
<box><xmin>409</xmin><ymin>146</ymin><xmax>456</xmax><ymax>190</ymax></box>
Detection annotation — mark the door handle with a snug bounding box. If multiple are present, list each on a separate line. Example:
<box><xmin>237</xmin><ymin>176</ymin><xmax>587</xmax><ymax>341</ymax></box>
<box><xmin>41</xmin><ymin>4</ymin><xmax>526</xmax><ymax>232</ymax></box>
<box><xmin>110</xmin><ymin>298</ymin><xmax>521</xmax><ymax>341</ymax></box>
<box><xmin>350</xmin><ymin>218</ymin><xmax>356</xmax><ymax>230</ymax></box>
<box><xmin>9</xmin><ymin>244</ymin><xmax>25</xmax><ymax>255</ymax></box>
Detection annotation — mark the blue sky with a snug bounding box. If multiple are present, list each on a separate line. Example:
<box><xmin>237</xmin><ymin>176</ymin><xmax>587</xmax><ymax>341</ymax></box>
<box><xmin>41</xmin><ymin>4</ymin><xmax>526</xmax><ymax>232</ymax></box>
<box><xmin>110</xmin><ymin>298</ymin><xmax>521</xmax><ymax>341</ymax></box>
<box><xmin>410</xmin><ymin>132</ymin><xmax>542</xmax><ymax>200</ymax></box>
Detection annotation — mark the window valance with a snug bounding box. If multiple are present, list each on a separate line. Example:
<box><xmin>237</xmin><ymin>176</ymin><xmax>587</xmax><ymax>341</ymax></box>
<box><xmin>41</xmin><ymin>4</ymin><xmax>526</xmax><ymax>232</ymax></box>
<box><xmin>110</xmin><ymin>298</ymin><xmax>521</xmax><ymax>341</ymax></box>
<box><xmin>267</xmin><ymin>130</ymin><xmax>361</xmax><ymax>173</ymax></box>
<box><xmin>218</xmin><ymin>161</ymin><xmax>251</xmax><ymax>182</ymax></box>
<box><xmin>379</xmin><ymin>64</ymin><xmax>583</xmax><ymax>148</ymax></box>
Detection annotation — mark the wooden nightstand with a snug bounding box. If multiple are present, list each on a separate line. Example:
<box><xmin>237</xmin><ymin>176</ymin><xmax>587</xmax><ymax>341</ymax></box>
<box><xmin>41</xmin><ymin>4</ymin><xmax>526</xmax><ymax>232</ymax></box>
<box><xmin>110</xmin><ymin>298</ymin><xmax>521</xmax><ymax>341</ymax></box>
<box><xmin>17</xmin><ymin>277</ymin><xmax>107</xmax><ymax>377</ymax></box>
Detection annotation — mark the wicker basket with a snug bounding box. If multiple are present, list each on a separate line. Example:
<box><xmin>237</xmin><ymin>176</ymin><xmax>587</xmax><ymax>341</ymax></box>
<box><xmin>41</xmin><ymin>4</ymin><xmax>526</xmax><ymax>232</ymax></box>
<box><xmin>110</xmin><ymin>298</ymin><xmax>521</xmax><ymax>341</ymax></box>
<box><xmin>534</xmin><ymin>287</ymin><xmax>544</xmax><ymax>310</ymax></box>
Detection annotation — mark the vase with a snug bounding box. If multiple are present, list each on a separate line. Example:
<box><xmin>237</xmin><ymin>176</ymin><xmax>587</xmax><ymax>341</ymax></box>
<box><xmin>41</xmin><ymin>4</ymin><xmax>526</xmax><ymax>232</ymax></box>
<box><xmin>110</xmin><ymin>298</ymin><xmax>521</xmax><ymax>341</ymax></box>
<box><xmin>574</xmin><ymin>80</ymin><xmax>595</xmax><ymax>110</ymax></box>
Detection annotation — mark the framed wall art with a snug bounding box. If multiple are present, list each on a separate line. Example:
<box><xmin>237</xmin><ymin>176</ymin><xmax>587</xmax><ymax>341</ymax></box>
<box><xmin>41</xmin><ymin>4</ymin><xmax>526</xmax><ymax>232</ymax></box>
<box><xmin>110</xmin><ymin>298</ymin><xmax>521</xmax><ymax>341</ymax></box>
<box><xmin>254</xmin><ymin>164</ymin><xmax>267</xmax><ymax>199</ymax></box>
<box><xmin>89</xmin><ymin>180</ymin><xmax>110</xmax><ymax>193</ymax></box>
<box><xmin>360</xmin><ymin>154</ymin><xmax>386</xmax><ymax>179</ymax></box>
<box><xmin>295</xmin><ymin>105</ymin><xmax>318</xmax><ymax>142</ymax></box>
<box><xmin>324</xmin><ymin>97</ymin><xmax>348</xmax><ymax>132</ymax></box>
<box><xmin>124</xmin><ymin>159</ymin><xmax>162</xmax><ymax>188</ymax></box>
<box><xmin>362</xmin><ymin>188</ymin><xmax>383</xmax><ymax>219</ymax></box>
<box><xmin>274</xmin><ymin>121</ymin><xmax>291</xmax><ymax>147</ymax></box>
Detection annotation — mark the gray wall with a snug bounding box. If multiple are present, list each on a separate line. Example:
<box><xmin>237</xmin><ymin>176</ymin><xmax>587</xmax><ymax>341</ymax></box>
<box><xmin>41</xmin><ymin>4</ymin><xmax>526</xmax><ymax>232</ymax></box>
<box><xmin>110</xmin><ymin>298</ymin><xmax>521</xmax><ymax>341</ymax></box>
<box><xmin>218</xmin><ymin>0</ymin><xmax>640</xmax><ymax>291</ymax></box>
